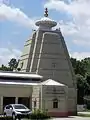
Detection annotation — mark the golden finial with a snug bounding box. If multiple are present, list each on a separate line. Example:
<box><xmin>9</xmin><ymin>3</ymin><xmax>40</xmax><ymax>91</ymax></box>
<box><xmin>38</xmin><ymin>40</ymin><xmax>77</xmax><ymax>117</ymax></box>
<box><xmin>44</xmin><ymin>8</ymin><xmax>48</xmax><ymax>17</ymax></box>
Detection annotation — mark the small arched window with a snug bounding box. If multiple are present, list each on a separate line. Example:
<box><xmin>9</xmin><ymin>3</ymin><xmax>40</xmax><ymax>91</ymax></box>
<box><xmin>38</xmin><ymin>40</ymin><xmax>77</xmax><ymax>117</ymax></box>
<box><xmin>34</xmin><ymin>101</ymin><xmax>36</xmax><ymax>108</ymax></box>
<box><xmin>33</xmin><ymin>98</ymin><xmax>37</xmax><ymax>108</ymax></box>
<box><xmin>20</xmin><ymin>62</ymin><xmax>23</xmax><ymax>69</ymax></box>
<box><xmin>53</xmin><ymin>98</ymin><xmax>58</xmax><ymax>108</ymax></box>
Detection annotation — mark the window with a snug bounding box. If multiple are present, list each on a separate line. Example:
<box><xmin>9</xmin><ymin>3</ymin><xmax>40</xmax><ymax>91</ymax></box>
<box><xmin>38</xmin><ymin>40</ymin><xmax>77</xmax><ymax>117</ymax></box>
<box><xmin>53</xmin><ymin>99</ymin><xmax>58</xmax><ymax>108</ymax></box>
<box><xmin>6</xmin><ymin>105</ymin><xmax>13</xmax><ymax>109</ymax></box>
<box><xmin>20</xmin><ymin>62</ymin><xmax>23</xmax><ymax>68</ymax></box>
<box><xmin>34</xmin><ymin>101</ymin><xmax>36</xmax><ymax>108</ymax></box>
<box><xmin>13</xmin><ymin>104</ymin><xmax>27</xmax><ymax>109</ymax></box>
<box><xmin>6</xmin><ymin>105</ymin><xmax>9</xmax><ymax>109</ymax></box>
<box><xmin>52</xmin><ymin>62</ymin><xmax>56</xmax><ymax>68</ymax></box>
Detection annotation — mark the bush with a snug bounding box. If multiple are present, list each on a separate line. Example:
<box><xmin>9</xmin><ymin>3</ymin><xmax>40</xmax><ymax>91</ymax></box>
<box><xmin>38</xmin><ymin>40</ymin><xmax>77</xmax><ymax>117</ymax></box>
<box><xmin>0</xmin><ymin>110</ymin><xmax>50</xmax><ymax>120</ymax></box>
<box><xmin>0</xmin><ymin>116</ymin><xmax>12</xmax><ymax>120</ymax></box>
<box><xmin>30</xmin><ymin>109</ymin><xmax>50</xmax><ymax>119</ymax></box>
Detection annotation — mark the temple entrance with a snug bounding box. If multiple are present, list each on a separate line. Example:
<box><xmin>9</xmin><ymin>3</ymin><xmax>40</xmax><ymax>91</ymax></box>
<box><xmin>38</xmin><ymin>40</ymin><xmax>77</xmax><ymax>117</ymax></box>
<box><xmin>3</xmin><ymin>97</ymin><xmax>15</xmax><ymax>109</ymax></box>
<box><xmin>18</xmin><ymin>97</ymin><xmax>30</xmax><ymax>108</ymax></box>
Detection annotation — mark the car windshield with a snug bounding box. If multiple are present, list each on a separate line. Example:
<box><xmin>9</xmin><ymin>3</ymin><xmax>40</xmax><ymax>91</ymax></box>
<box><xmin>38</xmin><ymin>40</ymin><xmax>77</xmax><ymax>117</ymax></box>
<box><xmin>13</xmin><ymin>105</ymin><xmax>27</xmax><ymax>109</ymax></box>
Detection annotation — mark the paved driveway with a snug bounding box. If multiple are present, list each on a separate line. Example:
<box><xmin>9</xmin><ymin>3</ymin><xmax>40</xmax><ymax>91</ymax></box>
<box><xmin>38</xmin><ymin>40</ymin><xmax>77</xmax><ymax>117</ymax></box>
<box><xmin>22</xmin><ymin>116</ymin><xmax>90</xmax><ymax>120</ymax></box>
<box><xmin>52</xmin><ymin>116</ymin><xmax>90</xmax><ymax>120</ymax></box>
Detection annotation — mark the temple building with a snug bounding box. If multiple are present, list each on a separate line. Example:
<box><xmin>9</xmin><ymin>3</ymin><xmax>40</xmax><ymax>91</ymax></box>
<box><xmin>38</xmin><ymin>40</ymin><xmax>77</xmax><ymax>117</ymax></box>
<box><xmin>0</xmin><ymin>8</ymin><xmax>77</xmax><ymax>117</ymax></box>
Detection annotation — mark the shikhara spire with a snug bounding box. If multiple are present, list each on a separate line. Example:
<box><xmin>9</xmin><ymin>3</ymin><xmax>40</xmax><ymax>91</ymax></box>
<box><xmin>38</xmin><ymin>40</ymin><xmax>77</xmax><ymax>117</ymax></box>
<box><xmin>17</xmin><ymin>6</ymin><xmax>77</xmax><ymax>117</ymax></box>
<box><xmin>44</xmin><ymin>8</ymin><xmax>48</xmax><ymax>17</ymax></box>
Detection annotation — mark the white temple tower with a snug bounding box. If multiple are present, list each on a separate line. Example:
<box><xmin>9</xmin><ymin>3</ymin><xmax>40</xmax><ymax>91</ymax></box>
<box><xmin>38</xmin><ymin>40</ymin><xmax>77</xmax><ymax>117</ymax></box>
<box><xmin>18</xmin><ymin>8</ymin><xmax>77</xmax><ymax>115</ymax></box>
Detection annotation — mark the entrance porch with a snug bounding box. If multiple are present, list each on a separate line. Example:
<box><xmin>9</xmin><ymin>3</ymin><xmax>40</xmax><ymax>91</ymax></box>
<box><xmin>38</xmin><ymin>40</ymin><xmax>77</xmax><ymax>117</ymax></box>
<box><xmin>0</xmin><ymin>81</ymin><xmax>37</xmax><ymax>114</ymax></box>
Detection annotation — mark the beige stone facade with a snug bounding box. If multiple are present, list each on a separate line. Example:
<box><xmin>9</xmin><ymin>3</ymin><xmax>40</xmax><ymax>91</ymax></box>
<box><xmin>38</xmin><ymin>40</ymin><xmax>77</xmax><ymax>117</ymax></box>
<box><xmin>31</xmin><ymin>79</ymin><xmax>69</xmax><ymax>117</ymax></box>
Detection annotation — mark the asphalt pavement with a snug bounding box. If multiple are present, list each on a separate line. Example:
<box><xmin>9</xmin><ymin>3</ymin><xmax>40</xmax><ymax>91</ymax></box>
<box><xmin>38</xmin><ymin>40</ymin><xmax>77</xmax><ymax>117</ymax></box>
<box><xmin>22</xmin><ymin>116</ymin><xmax>90</xmax><ymax>120</ymax></box>
<box><xmin>52</xmin><ymin>116</ymin><xmax>90</xmax><ymax>120</ymax></box>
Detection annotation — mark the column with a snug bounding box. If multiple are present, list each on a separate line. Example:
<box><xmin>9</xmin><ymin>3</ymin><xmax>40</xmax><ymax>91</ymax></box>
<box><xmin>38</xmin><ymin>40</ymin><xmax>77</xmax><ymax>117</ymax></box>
<box><xmin>29</xmin><ymin>97</ymin><xmax>32</xmax><ymax>109</ymax></box>
<box><xmin>0</xmin><ymin>96</ymin><xmax>3</xmax><ymax>114</ymax></box>
<box><xmin>15</xmin><ymin>97</ymin><xmax>18</xmax><ymax>104</ymax></box>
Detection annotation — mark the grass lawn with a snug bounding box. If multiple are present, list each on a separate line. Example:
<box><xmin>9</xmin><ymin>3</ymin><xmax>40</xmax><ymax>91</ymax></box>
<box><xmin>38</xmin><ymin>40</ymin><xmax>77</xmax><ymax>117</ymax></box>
<box><xmin>78</xmin><ymin>113</ymin><xmax>90</xmax><ymax>117</ymax></box>
<box><xmin>16</xmin><ymin>118</ymin><xmax>51</xmax><ymax>120</ymax></box>
<box><xmin>86</xmin><ymin>109</ymin><xmax>90</xmax><ymax>112</ymax></box>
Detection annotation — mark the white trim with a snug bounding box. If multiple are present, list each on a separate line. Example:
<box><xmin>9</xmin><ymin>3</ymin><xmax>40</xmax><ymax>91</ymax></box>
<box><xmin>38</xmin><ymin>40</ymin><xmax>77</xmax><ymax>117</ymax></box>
<box><xmin>41</xmin><ymin>79</ymin><xmax>66</xmax><ymax>86</ymax></box>
<box><xmin>0</xmin><ymin>81</ymin><xmax>38</xmax><ymax>86</ymax></box>
<box><xmin>30</xmin><ymin>31</ymin><xmax>39</xmax><ymax>72</ymax></box>
<box><xmin>0</xmin><ymin>72</ymin><xmax>43</xmax><ymax>79</ymax></box>
<box><xmin>36</xmin><ymin>31</ymin><xmax>45</xmax><ymax>74</ymax></box>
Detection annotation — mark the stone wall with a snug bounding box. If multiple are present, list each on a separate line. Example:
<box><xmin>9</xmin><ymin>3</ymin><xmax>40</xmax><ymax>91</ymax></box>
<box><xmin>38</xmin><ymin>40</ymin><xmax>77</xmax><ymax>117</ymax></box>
<box><xmin>41</xmin><ymin>85</ymin><xmax>68</xmax><ymax>117</ymax></box>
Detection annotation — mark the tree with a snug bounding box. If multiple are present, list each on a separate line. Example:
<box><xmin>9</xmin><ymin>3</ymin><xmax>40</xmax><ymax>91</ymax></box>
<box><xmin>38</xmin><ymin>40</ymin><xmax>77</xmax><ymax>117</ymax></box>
<box><xmin>81</xmin><ymin>57</ymin><xmax>90</xmax><ymax>75</ymax></box>
<box><xmin>85</xmin><ymin>73</ymin><xmax>90</xmax><ymax>95</ymax></box>
<box><xmin>8</xmin><ymin>58</ymin><xmax>18</xmax><ymax>71</ymax></box>
<box><xmin>0</xmin><ymin>64</ymin><xmax>12</xmax><ymax>71</ymax></box>
<box><xmin>71</xmin><ymin>57</ymin><xmax>90</xmax><ymax>104</ymax></box>
<box><xmin>0</xmin><ymin>58</ymin><xmax>18</xmax><ymax>71</ymax></box>
<box><xmin>76</xmin><ymin>74</ymin><xmax>90</xmax><ymax>104</ymax></box>
<box><xmin>76</xmin><ymin>74</ymin><xmax>85</xmax><ymax>104</ymax></box>
<box><xmin>70</xmin><ymin>58</ymin><xmax>77</xmax><ymax>72</ymax></box>
<box><xmin>70</xmin><ymin>58</ymin><xmax>87</xmax><ymax>77</ymax></box>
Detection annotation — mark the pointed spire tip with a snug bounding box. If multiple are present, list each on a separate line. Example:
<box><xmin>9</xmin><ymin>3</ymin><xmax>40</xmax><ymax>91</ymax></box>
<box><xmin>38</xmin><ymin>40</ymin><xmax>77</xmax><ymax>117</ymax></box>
<box><xmin>44</xmin><ymin>8</ymin><xmax>48</xmax><ymax>17</ymax></box>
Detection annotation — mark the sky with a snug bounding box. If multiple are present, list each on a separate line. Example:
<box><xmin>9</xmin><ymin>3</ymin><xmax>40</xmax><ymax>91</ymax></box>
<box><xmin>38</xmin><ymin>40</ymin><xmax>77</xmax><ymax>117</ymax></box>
<box><xmin>0</xmin><ymin>0</ymin><xmax>90</xmax><ymax>66</ymax></box>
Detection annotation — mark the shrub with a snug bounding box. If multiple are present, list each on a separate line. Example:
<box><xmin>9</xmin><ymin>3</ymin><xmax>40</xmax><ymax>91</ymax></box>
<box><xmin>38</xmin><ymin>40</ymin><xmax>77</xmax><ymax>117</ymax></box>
<box><xmin>0</xmin><ymin>116</ymin><xmax>12</xmax><ymax>120</ymax></box>
<box><xmin>30</xmin><ymin>109</ymin><xmax>50</xmax><ymax>119</ymax></box>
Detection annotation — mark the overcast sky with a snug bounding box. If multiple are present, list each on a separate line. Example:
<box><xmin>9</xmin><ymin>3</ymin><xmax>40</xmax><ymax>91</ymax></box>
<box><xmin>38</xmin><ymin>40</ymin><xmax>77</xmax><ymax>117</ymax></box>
<box><xmin>0</xmin><ymin>0</ymin><xmax>90</xmax><ymax>65</ymax></box>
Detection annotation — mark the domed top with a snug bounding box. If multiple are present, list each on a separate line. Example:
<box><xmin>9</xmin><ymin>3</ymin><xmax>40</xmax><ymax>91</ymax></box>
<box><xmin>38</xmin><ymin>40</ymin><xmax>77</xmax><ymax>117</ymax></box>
<box><xmin>35</xmin><ymin>8</ymin><xmax>57</xmax><ymax>29</ymax></box>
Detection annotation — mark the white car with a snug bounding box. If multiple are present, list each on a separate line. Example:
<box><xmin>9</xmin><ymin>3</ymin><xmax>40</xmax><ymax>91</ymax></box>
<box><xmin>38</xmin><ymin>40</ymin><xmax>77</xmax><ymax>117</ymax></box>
<box><xmin>3</xmin><ymin>104</ymin><xmax>32</xmax><ymax>120</ymax></box>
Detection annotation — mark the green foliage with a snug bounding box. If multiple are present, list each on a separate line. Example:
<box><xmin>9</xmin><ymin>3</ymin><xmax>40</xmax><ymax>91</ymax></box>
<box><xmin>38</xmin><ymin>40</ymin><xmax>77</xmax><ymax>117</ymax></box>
<box><xmin>0</xmin><ymin>64</ymin><xmax>12</xmax><ymax>71</ymax></box>
<box><xmin>78</xmin><ymin>113</ymin><xmax>90</xmax><ymax>117</ymax></box>
<box><xmin>0</xmin><ymin>58</ymin><xmax>18</xmax><ymax>71</ymax></box>
<box><xmin>71</xmin><ymin>58</ymin><xmax>87</xmax><ymax>76</ymax></box>
<box><xmin>0</xmin><ymin>116</ymin><xmax>12</xmax><ymax>120</ymax></box>
<box><xmin>76</xmin><ymin>74</ymin><xmax>86</xmax><ymax>104</ymax></box>
<box><xmin>82</xmin><ymin>57</ymin><xmax>90</xmax><ymax>74</ymax></box>
<box><xmin>30</xmin><ymin>109</ymin><xmax>50</xmax><ymax>119</ymax></box>
<box><xmin>70</xmin><ymin>57</ymin><xmax>90</xmax><ymax>105</ymax></box>
<box><xmin>8</xmin><ymin>58</ymin><xmax>18</xmax><ymax>70</ymax></box>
